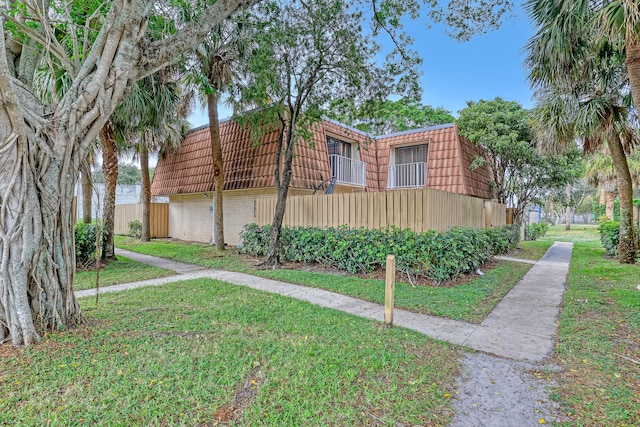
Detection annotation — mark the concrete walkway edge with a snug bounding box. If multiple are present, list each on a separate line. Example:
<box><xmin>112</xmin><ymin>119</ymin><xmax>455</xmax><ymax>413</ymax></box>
<box><xmin>78</xmin><ymin>245</ymin><xmax>573</xmax><ymax>362</ymax></box>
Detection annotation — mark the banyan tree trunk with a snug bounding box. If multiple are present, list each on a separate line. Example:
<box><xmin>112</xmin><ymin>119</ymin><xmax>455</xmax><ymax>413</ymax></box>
<box><xmin>0</xmin><ymin>114</ymin><xmax>82</xmax><ymax>345</ymax></box>
<box><xmin>0</xmin><ymin>0</ymin><xmax>252</xmax><ymax>346</ymax></box>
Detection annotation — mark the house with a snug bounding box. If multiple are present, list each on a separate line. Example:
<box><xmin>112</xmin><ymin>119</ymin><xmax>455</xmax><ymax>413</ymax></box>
<box><xmin>151</xmin><ymin>118</ymin><xmax>493</xmax><ymax>246</ymax></box>
<box><xmin>75</xmin><ymin>182</ymin><xmax>142</xmax><ymax>220</ymax></box>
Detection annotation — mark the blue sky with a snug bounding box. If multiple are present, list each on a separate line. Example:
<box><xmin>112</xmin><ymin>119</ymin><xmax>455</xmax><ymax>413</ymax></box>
<box><xmin>188</xmin><ymin>4</ymin><xmax>535</xmax><ymax>128</ymax></box>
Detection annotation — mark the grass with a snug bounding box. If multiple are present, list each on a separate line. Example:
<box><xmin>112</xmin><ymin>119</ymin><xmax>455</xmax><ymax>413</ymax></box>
<box><xmin>547</xmin><ymin>226</ymin><xmax>640</xmax><ymax>426</ymax></box>
<box><xmin>508</xmin><ymin>240</ymin><xmax>554</xmax><ymax>261</ymax></box>
<box><xmin>540</xmin><ymin>223</ymin><xmax>601</xmax><ymax>243</ymax></box>
<box><xmin>114</xmin><ymin>236</ymin><xmax>531</xmax><ymax>323</ymax></box>
<box><xmin>74</xmin><ymin>256</ymin><xmax>174</xmax><ymax>291</ymax></box>
<box><xmin>0</xmin><ymin>280</ymin><xmax>460</xmax><ymax>425</ymax></box>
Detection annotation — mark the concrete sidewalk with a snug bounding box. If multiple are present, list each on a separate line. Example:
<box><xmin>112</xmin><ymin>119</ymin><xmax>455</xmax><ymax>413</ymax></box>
<box><xmin>76</xmin><ymin>244</ymin><xmax>573</xmax><ymax>362</ymax></box>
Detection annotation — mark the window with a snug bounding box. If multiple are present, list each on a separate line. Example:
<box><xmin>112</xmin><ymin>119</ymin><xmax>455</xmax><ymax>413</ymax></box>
<box><xmin>327</xmin><ymin>136</ymin><xmax>352</xmax><ymax>158</ymax></box>
<box><xmin>395</xmin><ymin>144</ymin><xmax>428</xmax><ymax>165</ymax></box>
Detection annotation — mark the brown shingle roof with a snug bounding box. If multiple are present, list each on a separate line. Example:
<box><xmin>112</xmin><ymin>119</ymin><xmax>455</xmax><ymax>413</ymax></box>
<box><xmin>151</xmin><ymin>119</ymin><xmax>493</xmax><ymax>199</ymax></box>
<box><xmin>153</xmin><ymin>119</ymin><xmax>360</xmax><ymax>196</ymax></box>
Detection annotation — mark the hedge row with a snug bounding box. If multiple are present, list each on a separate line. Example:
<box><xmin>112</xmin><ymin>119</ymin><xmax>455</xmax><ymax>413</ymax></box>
<box><xmin>242</xmin><ymin>224</ymin><xmax>519</xmax><ymax>283</ymax></box>
<box><xmin>525</xmin><ymin>222</ymin><xmax>549</xmax><ymax>241</ymax></box>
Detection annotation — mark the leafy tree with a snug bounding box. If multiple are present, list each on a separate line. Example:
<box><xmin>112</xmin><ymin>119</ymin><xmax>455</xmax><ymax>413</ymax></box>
<box><xmin>526</xmin><ymin>0</ymin><xmax>638</xmax><ymax>263</ymax></box>
<box><xmin>118</xmin><ymin>164</ymin><xmax>143</xmax><ymax>185</ymax></box>
<box><xmin>325</xmin><ymin>97</ymin><xmax>454</xmax><ymax>135</ymax></box>
<box><xmin>0</xmin><ymin>0</ymin><xmax>519</xmax><ymax>345</ymax></box>
<box><xmin>94</xmin><ymin>164</ymin><xmax>141</xmax><ymax>185</ymax></box>
<box><xmin>457</xmin><ymin>97</ymin><xmax>583</xmax><ymax>223</ymax></box>
<box><xmin>237</xmin><ymin>0</ymin><xmax>408</xmax><ymax>267</ymax></box>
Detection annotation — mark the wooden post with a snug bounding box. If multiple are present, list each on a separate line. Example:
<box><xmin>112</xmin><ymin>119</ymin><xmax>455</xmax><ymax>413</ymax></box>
<box><xmin>385</xmin><ymin>255</ymin><xmax>395</xmax><ymax>327</ymax></box>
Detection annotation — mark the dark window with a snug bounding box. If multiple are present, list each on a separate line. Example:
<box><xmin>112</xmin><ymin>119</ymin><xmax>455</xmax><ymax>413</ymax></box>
<box><xmin>327</xmin><ymin>136</ymin><xmax>352</xmax><ymax>158</ymax></box>
<box><xmin>395</xmin><ymin>144</ymin><xmax>428</xmax><ymax>164</ymax></box>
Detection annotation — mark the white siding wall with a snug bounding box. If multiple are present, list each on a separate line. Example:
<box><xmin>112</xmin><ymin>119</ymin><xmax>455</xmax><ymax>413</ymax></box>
<box><xmin>75</xmin><ymin>183</ymin><xmax>142</xmax><ymax>219</ymax></box>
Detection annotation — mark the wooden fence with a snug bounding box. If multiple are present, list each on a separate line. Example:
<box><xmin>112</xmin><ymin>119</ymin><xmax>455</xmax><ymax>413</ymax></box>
<box><xmin>257</xmin><ymin>188</ymin><xmax>506</xmax><ymax>232</ymax></box>
<box><xmin>114</xmin><ymin>203</ymin><xmax>169</xmax><ymax>238</ymax></box>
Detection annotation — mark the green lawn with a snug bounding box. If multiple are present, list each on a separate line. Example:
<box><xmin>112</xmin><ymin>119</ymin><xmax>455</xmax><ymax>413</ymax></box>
<box><xmin>115</xmin><ymin>236</ymin><xmax>531</xmax><ymax>323</ymax></box>
<box><xmin>74</xmin><ymin>256</ymin><xmax>174</xmax><ymax>291</ymax></box>
<box><xmin>547</xmin><ymin>226</ymin><xmax>640</xmax><ymax>426</ymax></box>
<box><xmin>509</xmin><ymin>239</ymin><xmax>554</xmax><ymax>261</ymax></box>
<box><xmin>541</xmin><ymin>223</ymin><xmax>601</xmax><ymax>243</ymax></box>
<box><xmin>1</xmin><ymin>280</ymin><xmax>460</xmax><ymax>425</ymax></box>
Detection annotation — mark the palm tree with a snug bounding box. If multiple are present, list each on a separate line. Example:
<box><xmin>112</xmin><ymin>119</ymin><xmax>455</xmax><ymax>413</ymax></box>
<box><xmin>189</xmin><ymin>20</ymin><xmax>248</xmax><ymax>251</ymax></box>
<box><xmin>99</xmin><ymin>122</ymin><xmax>120</xmax><ymax>259</ymax></box>
<box><xmin>112</xmin><ymin>73</ymin><xmax>191</xmax><ymax>241</ymax></box>
<box><xmin>598</xmin><ymin>1</ymin><xmax>640</xmax><ymax>122</ymax></box>
<box><xmin>526</xmin><ymin>0</ymin><xmax>638</xmax><ymax>263</ymax></box>
<box><xmin>584</xmin><ymin>150</ymin><xmax>640</xmax><ymax>219</ymax></box>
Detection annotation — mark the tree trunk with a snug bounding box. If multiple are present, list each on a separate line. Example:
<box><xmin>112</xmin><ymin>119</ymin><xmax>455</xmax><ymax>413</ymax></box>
<box><xmin>607</xmin><ymin>137</ymin><xmax>636</xmax><ymax>263</ymax></box>
<box><xmin>565</xmin><ymin>184</ymin><xmax>571</xmax><ymax>230</ymax></box>
<box><xmin>100</xmin><ymin>122</ymin><xmax>118</xmax><ymax>260</ymax></box>
<box><xmin>0</xmin><ymin>115</ymin><xmax>82</xmax><ymax>346</ymax></box>
<box><xmin>261</xmin><ymin>117</ymin><xmax>295</xmax><ymax>267</ymax></box>
<box><xmin>549</xmin><ymin>198</ymin><xmax>555</xmax><ymax>225</ymax></box>
<box><xmin>626</xmin><ymin>39</ymin><xmax>640</xmax><ymax>127</ymax></box>
<box><xmin>599</xmin><ymin>188</ymin><xmax>606</xmax><ymax>206</ymax></box>
<box><xmin>208</xmin><ymin>93</ymin><xmax>225</xmax><ymax>251</ymax></box>
<box><xmin>606</xmin><ymin>191</ymin><xmax>616</xmax><ymax>220</ymax></box>
<box><xmin>140</xmin><ymin>144</ymin><xmax>151</xmax><ymax>242</ymax></box>
<box><xmin>81</xmin><ymin>160</ymin><xmax>93</xmax><ymax>224</ymax></box>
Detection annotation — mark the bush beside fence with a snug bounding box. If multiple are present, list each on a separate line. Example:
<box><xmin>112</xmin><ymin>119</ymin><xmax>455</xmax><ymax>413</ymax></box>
<box><xmin>525</xmin><ymin>222</ymin><xmax>549</xmax><ymax>241</ymax></box>
<box><xmin>242</xmin><ymin>224</ymin><xmax>519</xmax><ymax>283</ymax></box>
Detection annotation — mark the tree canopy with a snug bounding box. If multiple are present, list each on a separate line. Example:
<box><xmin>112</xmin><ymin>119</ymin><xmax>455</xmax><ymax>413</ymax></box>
<box><xmin>325</xmin><ymin>98</ymin><xmax>455</xmax><ymax>135</ymax></box>
<box><xmin>457</xmin><ymin>97</ymin><xmax>583</xmax><ymax>222</ymax></box>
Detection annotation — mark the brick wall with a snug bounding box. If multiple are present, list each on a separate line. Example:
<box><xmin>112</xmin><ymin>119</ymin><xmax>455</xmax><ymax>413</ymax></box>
<box><xmin>223</xmin><ymin>189</ymin><xmax>275</xmax><ymax>246</ymax></box>
<box><xmin>168</xmin><ymin>194</ymin><xmax>213</xmax><ymax>243</ymax></box>
<box><xmin>169</xmin><ymin>189</ymin><xmax>277</xmax><ymax>247</ymax></box>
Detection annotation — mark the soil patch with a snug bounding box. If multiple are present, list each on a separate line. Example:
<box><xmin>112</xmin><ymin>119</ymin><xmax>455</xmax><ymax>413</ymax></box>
<box><xmin>0</xmin><ymin>343</ymin><xmax>24</xmax><ymax>358</ymax></box>
<box><xmin>242</xmin><ymin>254</ymin><xmax>500</xmax><ymax>288</ymax></box>
<box><xmin>450</xmin><ymin>352</ymin><xmax>567</xmax><ymax>426</ymax></box>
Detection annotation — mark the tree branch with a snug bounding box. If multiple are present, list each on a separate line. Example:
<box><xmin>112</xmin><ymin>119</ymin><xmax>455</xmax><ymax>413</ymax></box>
<box><xmin>3</xmin><ymin>12</ymin><xmax>76</xmax><ymax>78</ymax></box>
<box><xmin>137</xmin><ymin>0</ymin><xmax>260</xmax><ymax>78</ymax></box>
<box><xmin>371</xmin><ymin>0</ymin><xmax>411</xmax><ymax>63</ymax></box>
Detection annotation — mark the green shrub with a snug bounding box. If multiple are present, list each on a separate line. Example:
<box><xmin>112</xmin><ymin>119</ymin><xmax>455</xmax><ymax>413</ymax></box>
<box><xmin>484</xmin><ymin>226</ymin><xmax>520</xmax><ymax>254</ymax></box>
<box><xmin>610</xmin><ymin>198</ymin><xmax>639</xmax><ymax>221</ymax></box>
<box><xmin>598</xmin><ymin>220</ymin><xmax>620</xmax><ymax>257</ymax></box>
<box><xmin>525</xmin><ymin>222</ymin><xmax>549</xmax><ymax>241</ymax></box>
<box><xmin>241</xmin><ymin>224</ymin><xmax>519</xmax><ymax>283</ymax></box>
<box><xmin>128</xmin><ymin>220</ymin><xmax>143</xmax><ymax>239</ymax></box>
<box><xmin>75</xmin><ymin>222</ymin><xmax>102</xmax><ymax>267</ymax></box>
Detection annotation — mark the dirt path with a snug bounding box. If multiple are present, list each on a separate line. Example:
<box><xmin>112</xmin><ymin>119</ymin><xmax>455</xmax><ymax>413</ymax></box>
<box><xmin>450</xmin><ymin>352</ymin><xmax>564</xmax><ymax>426</ymax></box>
